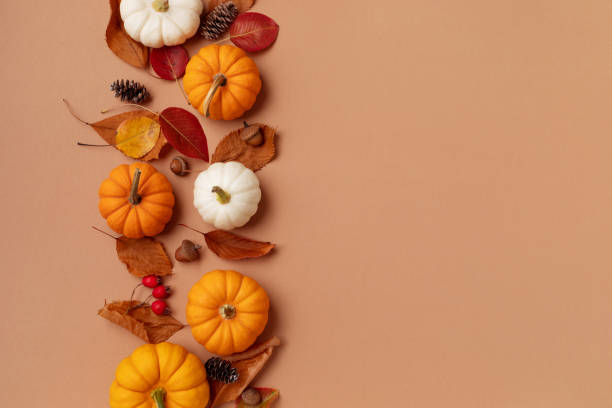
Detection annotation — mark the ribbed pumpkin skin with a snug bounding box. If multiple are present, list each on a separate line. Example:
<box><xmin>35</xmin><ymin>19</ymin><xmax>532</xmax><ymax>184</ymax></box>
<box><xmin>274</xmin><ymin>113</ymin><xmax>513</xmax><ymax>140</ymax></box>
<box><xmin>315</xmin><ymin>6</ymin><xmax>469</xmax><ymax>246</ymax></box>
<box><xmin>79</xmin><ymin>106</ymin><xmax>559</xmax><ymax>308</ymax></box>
<box><xmin>99</xmin><ymin>162</ymin><xmax>174</xmax><ymax>239</ymax></box>
<box><xmin>186</xmin><ymin>270</ymin><xmax>270</xmax><ymax>356</ymax></box>
<box><xmin>110</xmin><ymin>342</ymin><xmax>209</xmax><ymax>408</ymax></box>
<box><xmin>183</xmin><ymin>44</ymin><xmax>262</xmax><ymax>120</ymax></box>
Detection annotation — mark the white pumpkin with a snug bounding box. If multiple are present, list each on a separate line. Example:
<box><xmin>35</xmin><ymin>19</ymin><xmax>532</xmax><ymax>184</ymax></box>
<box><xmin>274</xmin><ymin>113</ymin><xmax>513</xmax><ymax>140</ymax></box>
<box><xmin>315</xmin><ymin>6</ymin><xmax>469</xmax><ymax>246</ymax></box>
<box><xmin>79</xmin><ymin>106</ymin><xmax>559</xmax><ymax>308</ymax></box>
<box><xmin>120</xmin><ymin>0</ymin><xmax>203</xmax><ymax>48</ymax></box>
<box><xmin>194</xmin><ymin>162</ymin><xmax>261</xmax><ymax>230</ymax></box>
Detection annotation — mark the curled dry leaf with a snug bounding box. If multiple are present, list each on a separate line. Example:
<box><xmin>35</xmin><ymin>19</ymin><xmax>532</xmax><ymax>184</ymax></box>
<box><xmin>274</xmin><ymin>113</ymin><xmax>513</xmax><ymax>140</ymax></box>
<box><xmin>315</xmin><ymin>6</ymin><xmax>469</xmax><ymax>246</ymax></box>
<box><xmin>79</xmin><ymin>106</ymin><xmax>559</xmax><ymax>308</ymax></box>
<box><xmin>211</xmin><ymin>123</ymin><xmax>276</xmax><ymax>171</ymax></box>
<box><xmin>98</xmin><ymin>300</ymin><xmax>183</xmax><ymax>343</ymax></box>
<box><xmin>150</xmin><ymin>45</ymin><xmax>189</xmax><ymax>80</ymax></box>
<box><xmin>205</xmin><ymin>0</ymin><xmax>254</xmax><ymax>13</ymax></box>
<box><xmin>210</xmin><ymin>337</ymin><xmax>280</xmax><ymax>407</ymax></box>
<box><xmin>205</xmin><ymin>230</ymin><xmax>275</xmax><ymax>260</ymax></box>
<box><xmin>159</xmin><ymin>107</ymin><xmax>209</xmax><ymax>161</ymax></box>
<box><xmin>230</xmin><ymin>12</ymin><xmax>279</xmax><ymax>53</ymax></box>
<box><xmin>106</xmin><ymin>0</ymin><xmax>148</xmax><ymax>68</ymax></box>
<box><xmin>235</xmin><ymin>388</ymin><xmax>279</xmax><ymax>408</ymax></box>
<box><xmin>227</xmin><ymin>337</ymin><xmax>281</xmax><ymax>362</ymax></box>
<box><xmin>115</xmin><ymin>116</ymin><xmax>160</xmax><ymax>158</ymax></box>
<box><xmin>116</xmin><ymin>236</ymin><xmax>173</xmax><ymax>277</ymax></box>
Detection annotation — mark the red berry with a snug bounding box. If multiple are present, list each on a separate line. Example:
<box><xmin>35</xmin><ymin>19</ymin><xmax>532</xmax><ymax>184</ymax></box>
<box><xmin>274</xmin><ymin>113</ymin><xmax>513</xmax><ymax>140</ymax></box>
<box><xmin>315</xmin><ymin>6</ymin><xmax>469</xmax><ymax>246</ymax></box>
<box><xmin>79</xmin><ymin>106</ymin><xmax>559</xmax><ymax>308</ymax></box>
<box><xmin>142</xmin><ymin>275</ymin><xmax>161</xmax><ymax>288</ymax></box>
<box><xmin>152</xmin><ymin>285</ymin><xmax>170</xmax><ymax>299</ymax></box>
<box><xmin>151</xmin><ymin>300</ymin><xmax>169</xmax><ymax>315</ymax></box>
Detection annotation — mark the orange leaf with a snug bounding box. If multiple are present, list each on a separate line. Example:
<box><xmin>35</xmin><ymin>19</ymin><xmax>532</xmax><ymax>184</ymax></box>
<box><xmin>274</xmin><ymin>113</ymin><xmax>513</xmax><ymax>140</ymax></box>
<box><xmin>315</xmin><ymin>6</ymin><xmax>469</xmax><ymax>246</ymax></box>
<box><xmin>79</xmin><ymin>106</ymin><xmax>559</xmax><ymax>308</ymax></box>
<box><xmin>211</xmin><ymin>124</ymin><xmax>276</xmax><ymax>172</ymax></box>
<box><xmin>116</xmin><ymin>236</ymin><xmax>173</xmax><ymax>277</ymax></box>
<box><xmin>98</xmin><ymin>300</ymin><xmax>183</xmax><ymax>343</ymax></box>
<box><xmin>105</xmin><ymin>0</ymin><xmax>148</xmax><ymax>68</ymax></box>
<box><xmin>204</xmin><ymin>230</ymin><xmax>275</xmax><ymax>260</ymax></box>
<box><xmin>210</xmin><ymin>337</ymin><xmax>280</xmax><ymax>407</ymax></box>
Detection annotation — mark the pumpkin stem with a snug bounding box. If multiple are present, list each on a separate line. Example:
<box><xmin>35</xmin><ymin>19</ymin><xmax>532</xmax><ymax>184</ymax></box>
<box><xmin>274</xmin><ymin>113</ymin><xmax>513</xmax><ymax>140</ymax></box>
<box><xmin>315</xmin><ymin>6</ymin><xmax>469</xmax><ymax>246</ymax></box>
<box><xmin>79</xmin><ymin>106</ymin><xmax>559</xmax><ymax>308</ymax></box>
<box><xmin>202</xmin><ymin>73</ymin><xmax>227</xmax><ymax>118</ymax></box>
<box><xmin>151</xmin><ymin>388</ymin><xmax>166</xmax><ymax>408</ymax></box>
<box><xmin>152</xmin><ymin>0</ymin><xmax>169</xmax><ymax>12</ymax></box>
<box><xmin>219</xmin><ymin>304</ymin><xmax>236</xmax><ymax>319</ymax></box>
<box><xmin>211</xmin><ymin>186</ymin><xmax>231</xmax><ymax>204</ymax></box>
<box><xmin>128</xmin><ymin>168</ymin><xmax>142</xmax><ymax>205</ymax></box>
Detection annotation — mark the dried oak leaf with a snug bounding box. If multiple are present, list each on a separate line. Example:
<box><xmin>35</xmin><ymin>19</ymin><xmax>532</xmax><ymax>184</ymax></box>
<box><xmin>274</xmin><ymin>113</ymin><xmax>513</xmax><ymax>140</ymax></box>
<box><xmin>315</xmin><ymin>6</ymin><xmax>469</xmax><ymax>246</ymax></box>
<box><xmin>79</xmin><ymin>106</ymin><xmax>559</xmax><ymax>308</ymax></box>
<box><xmin>106</xmin><ymin>0</ymin><xmax>148</xmax><ymax>68</ymax></box>
<box><xmin>98</xmin><ymin>300</ymin><xmax>183</xmax><ymax>343</ymax></box>
<box><xmin>211</xmin><ymin>124</ymin><xmax>276</xmax><ymax>171</ymax></box>
<box><xmin>235</xmin><ymin>388</ymin><xmax>279</xmax><ymax>408</ymax></box>
<box><xmin>117</xmin><ymin>236</ymin><xmax>173</xmax><ymax>277</ymax></box>
<box><xmin>82</xmin><ymin>109</ymin><xmax>167</xmax><ymax>161</ymax></box>
<box><xmin>205</xmin><ymin>0</ymin><xmax>254</xmax><ymax>13</ymax></box>
<box><xmin>210</xmin><ymin>337</ymin><xmax>280</xmax><ymax>408</ymax></box>
<box><xmin>205</xmin><ymin>230</ymin><xmax>275</xmax><ymax>260</ymax></box>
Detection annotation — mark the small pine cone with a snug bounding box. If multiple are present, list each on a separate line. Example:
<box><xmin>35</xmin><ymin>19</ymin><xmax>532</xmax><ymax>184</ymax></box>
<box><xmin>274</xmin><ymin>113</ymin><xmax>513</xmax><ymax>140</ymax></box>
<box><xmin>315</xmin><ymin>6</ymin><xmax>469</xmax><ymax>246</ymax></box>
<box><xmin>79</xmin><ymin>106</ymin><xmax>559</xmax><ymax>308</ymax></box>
<box><xmin>200</xmin><ymin>2</ymin><xmax>239</xmax><ymax>40</ymax></box>
<box><xmin>109</xmin><ymin>79</ymin><xmax>148</xmax><ymax>104</ymax></box>
<box><xmin>205</xmin><ymin>357</ymin><xmax>239</xmax><ymax>383</ymax></box>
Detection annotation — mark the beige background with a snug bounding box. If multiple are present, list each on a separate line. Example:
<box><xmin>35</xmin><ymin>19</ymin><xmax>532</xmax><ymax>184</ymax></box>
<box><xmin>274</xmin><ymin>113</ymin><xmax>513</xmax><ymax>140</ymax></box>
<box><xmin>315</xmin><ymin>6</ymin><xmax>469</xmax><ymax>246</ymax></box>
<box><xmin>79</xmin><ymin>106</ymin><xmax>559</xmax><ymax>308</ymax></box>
<box><xmin>1</xmin><ymin>0</ymin><xmax>611</xmax><ymax>406</ymax></box>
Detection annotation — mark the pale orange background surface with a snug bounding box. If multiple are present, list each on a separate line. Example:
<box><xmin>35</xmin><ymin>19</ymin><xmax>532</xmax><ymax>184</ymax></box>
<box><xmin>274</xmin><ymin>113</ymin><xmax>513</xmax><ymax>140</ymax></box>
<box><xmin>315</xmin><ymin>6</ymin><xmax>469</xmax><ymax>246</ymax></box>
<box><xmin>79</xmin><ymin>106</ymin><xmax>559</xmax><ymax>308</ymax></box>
<box><xmin>1</xmin><ymin>0</ymin><xmax>611</xmax><ymax>406</ymax></box>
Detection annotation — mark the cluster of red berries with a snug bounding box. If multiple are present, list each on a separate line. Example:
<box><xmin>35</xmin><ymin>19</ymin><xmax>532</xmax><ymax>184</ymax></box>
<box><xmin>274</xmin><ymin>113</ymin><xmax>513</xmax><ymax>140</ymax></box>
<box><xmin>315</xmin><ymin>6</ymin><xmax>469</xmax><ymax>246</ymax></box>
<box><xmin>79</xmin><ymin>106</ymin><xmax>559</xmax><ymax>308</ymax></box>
<box><xmin>141</xmin><ymin>275</ymin><xmax>171</xmax><ymax>315</ymax></box>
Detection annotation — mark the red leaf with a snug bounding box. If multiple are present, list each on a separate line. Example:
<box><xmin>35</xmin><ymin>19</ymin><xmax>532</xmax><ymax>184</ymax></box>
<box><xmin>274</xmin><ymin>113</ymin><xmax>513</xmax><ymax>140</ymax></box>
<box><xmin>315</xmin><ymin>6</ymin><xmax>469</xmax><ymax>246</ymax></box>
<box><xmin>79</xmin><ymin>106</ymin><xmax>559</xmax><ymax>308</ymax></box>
<box><xmin>230</xmin><ymin>12</ymin><xmax>279</xmax><ymax>52</ymax></box>
<box><xmin>204</xmin><ymin>230</ymin><xmax>274</xmax><ymax>260</ymax></box>
<box><xmin>159</xmin><ymin>107</ymin><xmax>209</xmax><ymax>161</ymax></box>
<box><xmin>150</xmin><ymin>45</ymin><xmax>189</xmax><ymax>80</ymax></box>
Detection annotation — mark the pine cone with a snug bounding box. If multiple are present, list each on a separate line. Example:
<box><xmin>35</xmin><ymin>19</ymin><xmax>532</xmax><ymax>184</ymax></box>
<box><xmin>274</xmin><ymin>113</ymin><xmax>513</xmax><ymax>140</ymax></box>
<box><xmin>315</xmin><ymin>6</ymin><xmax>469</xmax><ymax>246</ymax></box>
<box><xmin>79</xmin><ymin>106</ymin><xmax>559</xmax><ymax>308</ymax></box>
<box><xmin>205</xmin><ymin>357</ymin><xmax>239</xmax><ymax>383</ymax></box>
<box><xmin>200</xmin><ymin>2</ymin><xmax>238</xmax><ymax>40</ymax></box>
<box><xmin>110</xmin><ymin>79</ymin><xmax>148</xmax><ymax>104</ymax></box>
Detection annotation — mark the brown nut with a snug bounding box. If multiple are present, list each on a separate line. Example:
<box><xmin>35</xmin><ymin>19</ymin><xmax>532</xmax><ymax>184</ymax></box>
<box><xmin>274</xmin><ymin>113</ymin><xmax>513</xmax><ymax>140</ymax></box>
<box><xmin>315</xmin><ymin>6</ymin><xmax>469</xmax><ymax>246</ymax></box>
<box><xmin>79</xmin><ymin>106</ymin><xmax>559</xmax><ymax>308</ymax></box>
<box><xmin>175</xmin><ymin>239</ymin><xmax>201</xmax><ymax>262</ymax></box>
<box><xmin>170</xmin><ymin>156</ymin><xmax>189</xmax><ymax>176</ymax></box>
<box><xmin>241</xmin><ymin>388</ymin><xmax>261</xmax><ymax>405</ymax></box>
<box><xmin>241</xmin><ymin>123</ymin><xmax>264</xmax><ymax>146</ymax></box>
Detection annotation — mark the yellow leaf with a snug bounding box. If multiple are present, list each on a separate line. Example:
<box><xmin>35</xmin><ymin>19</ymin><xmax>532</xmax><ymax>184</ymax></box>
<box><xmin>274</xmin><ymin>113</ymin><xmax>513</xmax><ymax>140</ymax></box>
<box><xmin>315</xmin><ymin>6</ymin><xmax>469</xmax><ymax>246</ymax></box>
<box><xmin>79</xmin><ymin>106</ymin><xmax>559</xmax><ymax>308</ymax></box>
<box><xmin>115</xmin><ymin>117</ymin><xmax>160</xmax><ymax>158</ymax></box>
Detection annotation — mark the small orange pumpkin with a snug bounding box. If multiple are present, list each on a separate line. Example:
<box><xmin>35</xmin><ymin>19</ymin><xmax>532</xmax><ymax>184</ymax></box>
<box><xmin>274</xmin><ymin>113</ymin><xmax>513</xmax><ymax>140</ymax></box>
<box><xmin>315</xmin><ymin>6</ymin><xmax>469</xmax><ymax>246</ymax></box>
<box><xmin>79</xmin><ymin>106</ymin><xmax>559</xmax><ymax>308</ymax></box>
<box><xmin>186</xmin><ymin>270</ymin><xmax>269</xmax><ymax>356</ymax></box>
<box><xmin>183</xmin><ymin>44</ymin><xmax>262</xmax><ymax>120</ymax></box>
<box><xmin>110</xmin><ymin>342</ymin><xmax>209</xmax><ymax>408</ymax></box>
<box><xmin>99</xmin><ymin>162</ymin><xmax>174</xmax><ymax>238</ymax></box>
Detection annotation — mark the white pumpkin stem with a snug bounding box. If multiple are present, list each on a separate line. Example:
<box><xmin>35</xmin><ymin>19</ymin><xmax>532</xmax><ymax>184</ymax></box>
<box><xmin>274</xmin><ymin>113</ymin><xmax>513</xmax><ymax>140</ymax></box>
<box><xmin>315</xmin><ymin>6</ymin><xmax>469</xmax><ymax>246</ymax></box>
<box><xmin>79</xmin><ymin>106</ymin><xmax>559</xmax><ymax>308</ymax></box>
<box><xmin>151</xmin><ymin>388</ymin><xmax>166</xmax><ymax>408</ymax></box>
<box><xmin>202</xmin><ymin>73</ymin><xmax>227</xmax><ymax>118</ymax></box>
<box><xmin>129</xmin><ymin>168</ymin><xmax>142</xmax><ymax>205</ymax></box>
<box><xmin>152</xmin><ymin>0</ymin><xmax>169</xmax><ymax>12</ymax></box>
<box><xmin>211</xmin><ymin>186</ymin><xmax>231</xmax><ymax>204</ymax></box>
<box><xmin>219</xmin><ymin>304</ymin><xmax>236</xmax><ymax>319</ymax></box>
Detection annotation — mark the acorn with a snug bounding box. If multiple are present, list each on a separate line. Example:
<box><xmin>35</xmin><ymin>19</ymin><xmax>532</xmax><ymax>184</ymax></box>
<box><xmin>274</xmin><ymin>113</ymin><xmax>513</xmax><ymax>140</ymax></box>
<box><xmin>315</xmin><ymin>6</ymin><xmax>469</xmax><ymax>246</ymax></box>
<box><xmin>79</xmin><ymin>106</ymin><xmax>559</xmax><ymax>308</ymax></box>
<box><xmin>241</xmin><ymin>122</ymin><xmax>264</xmax><ymax>146</ymax></box>
<box><xmin>175</xmin><ymin>240</ymin><xmax>201</xmax><ymax>262</ymax></box>
<box><xmin>170</xmin><ymin>156</ymin><xmax>189</xmax><ymax>176</ymax></box>
<box><xmin>241</xmin><ymin>388</ymin><xmax>261</xmax><ymax>405</ymax></box>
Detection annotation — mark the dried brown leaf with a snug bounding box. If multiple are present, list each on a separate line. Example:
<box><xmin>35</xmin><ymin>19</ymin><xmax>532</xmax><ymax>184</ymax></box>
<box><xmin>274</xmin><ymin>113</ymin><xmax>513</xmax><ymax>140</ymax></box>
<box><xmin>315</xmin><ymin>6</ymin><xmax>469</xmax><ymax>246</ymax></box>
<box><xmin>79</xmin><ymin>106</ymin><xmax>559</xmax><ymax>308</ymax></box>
<box><xmin>227</xmin><ymin>336</ymin><xmax>281</xmax><ymax>362</ymax></box>
<box><xmin>210</xmin><ymin>337</ymin><xmax>280</xmax><ymax>407</ymax></box>
<box><xmin>82</xmin><ymin>109</ymin><xmax>167</xmax><ymax>162</ymax></box>
<box><xmin>98</xmin><ymin>300</ymin><xmax>183</xmax><ymax>343</ymax></box>
<box><xmin>211</xmin><ymin>124</ymin><xmax>276</xmax><ymax>171</ymax></box>
<box><xmin>116</xmin><ymin>236</ymin><xmax>173</xmax><ymax>277</ymax></box>
<box><xmin>205</xmin><ymin>0</ymin><xmax>254</xmax><ymax>13</ymax></box>
<box><xmin>106</xmin><ymin>0</ymin><xmax>148</xmax><ymax>68</ymax></box>
<box><xmin>204</xmin><ymin>230</ymin><xmax>275</xmax><ymax>260</ymax></box>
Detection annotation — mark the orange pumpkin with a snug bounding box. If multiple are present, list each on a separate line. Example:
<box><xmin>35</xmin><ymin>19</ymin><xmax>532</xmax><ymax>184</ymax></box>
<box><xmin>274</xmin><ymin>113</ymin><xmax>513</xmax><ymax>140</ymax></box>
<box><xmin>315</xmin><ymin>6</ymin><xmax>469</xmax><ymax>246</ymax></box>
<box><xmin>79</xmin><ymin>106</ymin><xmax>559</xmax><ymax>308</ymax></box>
<box><xmin>182</xmin><ymin>44</ymin><xmax>262</xmax><ymax>120</ymax></box>
<box><xmin>99</xmin><ymin>162</ymin><xmax>174</xmax><ymax>238</ymax></box>
<box><xmin>186</xmin><ymin>270</ymin><xmax>269</xmax><ymax>356</ymax></box>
